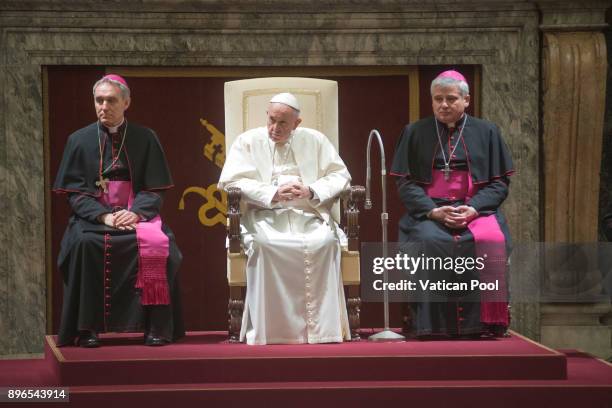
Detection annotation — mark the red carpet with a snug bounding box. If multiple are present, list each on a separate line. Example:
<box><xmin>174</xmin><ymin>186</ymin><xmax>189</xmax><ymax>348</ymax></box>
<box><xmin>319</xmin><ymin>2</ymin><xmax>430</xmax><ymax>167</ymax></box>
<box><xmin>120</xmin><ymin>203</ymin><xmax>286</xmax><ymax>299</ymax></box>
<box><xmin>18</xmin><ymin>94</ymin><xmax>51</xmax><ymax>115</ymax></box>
<box><xmin>46</xmin><ymin>330</ymin><xmax>567</xmax><ymax>385</ymax></box>
<box><xmin>1</xmin><ymin>331</ymin><xmax>611</xmax><ymax>407</ymax></box>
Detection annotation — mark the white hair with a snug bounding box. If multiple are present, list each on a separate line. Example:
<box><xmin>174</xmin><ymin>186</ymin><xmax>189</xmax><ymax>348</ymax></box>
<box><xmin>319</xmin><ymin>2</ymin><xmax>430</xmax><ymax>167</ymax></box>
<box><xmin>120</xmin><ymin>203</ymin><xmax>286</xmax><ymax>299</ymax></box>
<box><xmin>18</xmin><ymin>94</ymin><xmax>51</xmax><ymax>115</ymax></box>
<box><xmin>430</xmin><ymin>76</ymin><xmax>469</xmax><ymax>97</ymax></box>
<box><xmin>92</xmin><ymin>78</ymin><xmax>130</xmax><ymax>99</ymax></box>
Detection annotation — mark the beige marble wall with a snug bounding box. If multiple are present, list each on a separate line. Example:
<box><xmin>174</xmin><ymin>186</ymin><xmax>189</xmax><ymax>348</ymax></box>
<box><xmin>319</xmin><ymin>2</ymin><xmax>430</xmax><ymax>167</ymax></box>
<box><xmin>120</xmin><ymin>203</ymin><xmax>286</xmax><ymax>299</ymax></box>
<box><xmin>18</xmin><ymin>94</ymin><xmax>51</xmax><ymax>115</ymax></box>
<box><xmin>0</xmin><ymin>0</ymin><xmax>541</xmax><ymax>355</ymax></box>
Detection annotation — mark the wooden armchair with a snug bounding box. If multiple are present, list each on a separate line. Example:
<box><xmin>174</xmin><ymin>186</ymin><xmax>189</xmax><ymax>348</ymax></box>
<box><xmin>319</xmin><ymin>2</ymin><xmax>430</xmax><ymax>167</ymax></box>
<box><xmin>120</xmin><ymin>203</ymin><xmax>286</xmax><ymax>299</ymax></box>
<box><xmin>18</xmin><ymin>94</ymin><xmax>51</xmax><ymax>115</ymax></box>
<box><xmin>223</xmin><ymin>77</ymin><xmax>364</xmax><ymax>342</ymax></box>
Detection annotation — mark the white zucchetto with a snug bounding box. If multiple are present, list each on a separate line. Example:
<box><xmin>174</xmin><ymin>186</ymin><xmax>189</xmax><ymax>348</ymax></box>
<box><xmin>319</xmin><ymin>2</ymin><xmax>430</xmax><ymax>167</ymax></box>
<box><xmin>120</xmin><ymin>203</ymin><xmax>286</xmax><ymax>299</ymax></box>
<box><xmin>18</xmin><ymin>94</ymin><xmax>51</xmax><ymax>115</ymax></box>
<box><xmin>269</xmin><ymin>92</ymin><xmax>300</xmax><ymax>112</ymax></box>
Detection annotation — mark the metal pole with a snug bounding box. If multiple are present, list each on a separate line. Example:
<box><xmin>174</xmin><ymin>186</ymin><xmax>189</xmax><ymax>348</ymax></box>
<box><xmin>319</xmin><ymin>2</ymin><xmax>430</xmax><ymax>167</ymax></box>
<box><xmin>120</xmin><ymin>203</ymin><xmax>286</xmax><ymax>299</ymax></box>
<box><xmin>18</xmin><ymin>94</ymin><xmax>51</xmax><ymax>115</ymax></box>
<box><xmin>365</xmin><ymin>129</ymin><xmax>405</xmax><ymax>342</ymax></box>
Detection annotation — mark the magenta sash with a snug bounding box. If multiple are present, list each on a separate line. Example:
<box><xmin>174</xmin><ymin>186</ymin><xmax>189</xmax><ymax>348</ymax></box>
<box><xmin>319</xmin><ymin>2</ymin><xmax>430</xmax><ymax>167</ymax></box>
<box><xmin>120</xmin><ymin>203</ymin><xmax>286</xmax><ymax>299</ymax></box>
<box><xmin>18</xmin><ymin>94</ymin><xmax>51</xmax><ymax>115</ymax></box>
<box><xmin>98</xmin><ymin>181</ymin><xmax>170</xmax><ymax>305</ymax></box>
<box><xmin>467</xmin><ymin>217</ymin><xmax>508</xmax><ymax>325</ymax></box>
<box><xmin>424</xmin><ymin>169</ymin><xmax>470</xmax><ymax>200</ymax></box>
<box><xmin>425</xmin><ymin>170</ymin><xmax>508</xmax><ymax>326</ymax></box>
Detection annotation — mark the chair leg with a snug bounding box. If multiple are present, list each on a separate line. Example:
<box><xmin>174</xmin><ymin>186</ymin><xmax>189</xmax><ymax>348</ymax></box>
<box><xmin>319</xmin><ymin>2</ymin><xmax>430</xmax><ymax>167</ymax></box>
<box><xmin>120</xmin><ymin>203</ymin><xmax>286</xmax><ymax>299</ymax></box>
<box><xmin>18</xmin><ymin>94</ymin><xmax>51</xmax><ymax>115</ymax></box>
<box><xmin>401</xmin><ymin>303</ymin><xmax>415</xmax><ymax>336</ymax></box>
<box><xmin>228</xmin><ymin>286</ymin><xmax>244</xmax><ymax>343</ymax></box>
<box><xmin>503</xmin><ymin>303</ymin><xmax>512</xmax><ymax>337</ymax></box>
<box><xmin>347</xmin><ymin>285</ymin><xmax>361</xmax><ymax>341</ymax></box>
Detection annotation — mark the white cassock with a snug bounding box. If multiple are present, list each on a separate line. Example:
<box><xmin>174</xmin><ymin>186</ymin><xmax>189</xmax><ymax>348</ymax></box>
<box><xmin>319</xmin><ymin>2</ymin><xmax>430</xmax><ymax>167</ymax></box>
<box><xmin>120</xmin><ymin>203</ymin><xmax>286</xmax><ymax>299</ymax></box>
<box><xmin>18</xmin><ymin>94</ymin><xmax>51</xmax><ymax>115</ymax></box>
<box><xmin>218</xmin><ymin>126</ymin><xmax>351</xmax><ymax>345</ymax></box>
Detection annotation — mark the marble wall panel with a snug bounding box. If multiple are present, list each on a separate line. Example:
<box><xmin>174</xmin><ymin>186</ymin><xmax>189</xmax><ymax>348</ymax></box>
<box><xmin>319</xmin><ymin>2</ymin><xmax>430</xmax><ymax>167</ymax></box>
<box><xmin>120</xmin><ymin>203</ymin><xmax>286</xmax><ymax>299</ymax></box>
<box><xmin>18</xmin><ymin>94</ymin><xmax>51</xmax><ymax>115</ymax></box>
<box><xmin>0</xmin><ymin>27</ymin><xmax>8</xmax><ymax>354</ymax></box>
<box><xmin>601</xmin><ymin>25</ymin><xmax>612</xmax><ymax>239</ymax></box>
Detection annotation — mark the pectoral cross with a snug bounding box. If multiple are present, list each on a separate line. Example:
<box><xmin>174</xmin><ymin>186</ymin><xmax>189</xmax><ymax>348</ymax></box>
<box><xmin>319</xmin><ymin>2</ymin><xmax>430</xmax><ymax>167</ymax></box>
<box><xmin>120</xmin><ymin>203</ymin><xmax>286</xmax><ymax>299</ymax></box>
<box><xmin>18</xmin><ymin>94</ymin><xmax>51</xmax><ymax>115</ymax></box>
<box><xmin>96</xmin><ymin>175</ymin><xmax>109</xmax><ymax>193</ymax></box>
<box><xmin>443</xmin><ymin>163</ymin><xmax>451</xmax><ymax>181</ymax></box>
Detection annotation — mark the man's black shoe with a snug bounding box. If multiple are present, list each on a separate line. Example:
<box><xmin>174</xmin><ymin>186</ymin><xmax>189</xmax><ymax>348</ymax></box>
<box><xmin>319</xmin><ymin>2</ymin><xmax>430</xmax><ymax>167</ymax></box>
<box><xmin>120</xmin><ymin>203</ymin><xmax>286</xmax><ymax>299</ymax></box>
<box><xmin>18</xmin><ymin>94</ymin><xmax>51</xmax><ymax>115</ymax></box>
<box><xmin>78</xmin><ymin>331</ymin><xmax>100</xmax><ymax>348</ymax></box>
<box><xmin>145</xmin><ymin>334</ymin><xmax>168</xmax><ymax>347</ymax></box>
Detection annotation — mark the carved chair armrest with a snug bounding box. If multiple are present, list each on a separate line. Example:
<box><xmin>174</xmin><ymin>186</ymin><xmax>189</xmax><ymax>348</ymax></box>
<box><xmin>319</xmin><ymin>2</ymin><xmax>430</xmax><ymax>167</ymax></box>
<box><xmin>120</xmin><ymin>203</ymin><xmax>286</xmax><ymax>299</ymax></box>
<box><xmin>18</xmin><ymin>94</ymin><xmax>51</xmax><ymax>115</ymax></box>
<box><xmin>226</xmin><ymin>186</ymin><xmax>242</xmax><ymax>254</ymax></box>
<box><xmin>342</xmin><ymin>185</ymin><xmax>365</xmax><ymax>252</ymax></box>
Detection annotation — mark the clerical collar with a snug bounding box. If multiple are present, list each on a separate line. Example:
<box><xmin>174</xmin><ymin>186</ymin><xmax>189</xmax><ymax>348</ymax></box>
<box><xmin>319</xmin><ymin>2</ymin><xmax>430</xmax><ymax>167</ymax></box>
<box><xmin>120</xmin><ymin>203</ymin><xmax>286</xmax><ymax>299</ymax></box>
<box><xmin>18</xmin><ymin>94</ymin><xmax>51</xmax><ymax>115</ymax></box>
<box><xmin>435</xmin><ymin>113</ymin><xmax>467</xmax><ymax>130</ymax></box>
<box><xmin>103</xmin><ymin>118</ymin><xmax>126</xmax><ymax>134</ymax></box>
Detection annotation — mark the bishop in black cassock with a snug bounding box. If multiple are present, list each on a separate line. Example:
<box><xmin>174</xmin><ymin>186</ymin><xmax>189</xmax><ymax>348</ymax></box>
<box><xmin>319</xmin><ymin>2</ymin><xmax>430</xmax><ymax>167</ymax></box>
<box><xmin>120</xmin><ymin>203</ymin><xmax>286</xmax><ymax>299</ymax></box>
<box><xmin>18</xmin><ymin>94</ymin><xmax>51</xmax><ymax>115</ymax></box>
<box><xmin>53</xmin><ymin>74</ymin><xmax>184</xmax><ymax>347</ymax></box>
<box><xmin>391</xmin><ymin>70</ymin><xmax>514</xmax><ymax>339</ymax></box>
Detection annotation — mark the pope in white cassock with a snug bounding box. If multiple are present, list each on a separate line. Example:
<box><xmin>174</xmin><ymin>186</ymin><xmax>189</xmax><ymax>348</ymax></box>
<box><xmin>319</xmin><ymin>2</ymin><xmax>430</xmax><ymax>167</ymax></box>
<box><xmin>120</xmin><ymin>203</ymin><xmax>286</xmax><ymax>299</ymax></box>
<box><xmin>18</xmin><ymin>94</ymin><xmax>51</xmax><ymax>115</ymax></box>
<box><xmin>218</xmin><ymin>93</ymin><xmax>352</xmax><ymax>345</ymax></box>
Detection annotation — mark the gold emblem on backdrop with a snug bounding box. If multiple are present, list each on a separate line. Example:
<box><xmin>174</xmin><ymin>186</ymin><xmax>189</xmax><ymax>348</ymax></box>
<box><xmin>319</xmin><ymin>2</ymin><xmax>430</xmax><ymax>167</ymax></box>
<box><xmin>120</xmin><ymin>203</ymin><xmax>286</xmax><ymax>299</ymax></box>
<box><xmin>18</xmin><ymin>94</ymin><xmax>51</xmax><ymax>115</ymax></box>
<box><xmin>201</xmin><ymin>119</ymin><xmax>226</xmax><ymax>169</ymax></box>
<box><xmin>178</xmin><ymin>119</ymin><xmax>227</xmax><ymax>227</ymax></box>
<box><xmin>179</xmin><ymin>184</ymin><xmax>227</xmax><ymax>227</ymax></box>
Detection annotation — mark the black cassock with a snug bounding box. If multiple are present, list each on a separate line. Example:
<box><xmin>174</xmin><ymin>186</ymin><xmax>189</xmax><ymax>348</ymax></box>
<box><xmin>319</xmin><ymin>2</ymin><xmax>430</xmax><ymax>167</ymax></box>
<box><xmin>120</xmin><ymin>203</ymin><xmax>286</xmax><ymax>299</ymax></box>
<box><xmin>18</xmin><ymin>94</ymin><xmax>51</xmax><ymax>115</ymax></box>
<box><xmin>391</xmin><ymin>114</ymin><xmax>514</xmax><ymax>337</ymax></box>
<box><xmin>53</xmin><ymin>121</ymin><xmax>184</xmax><ymax>346</ymax></box>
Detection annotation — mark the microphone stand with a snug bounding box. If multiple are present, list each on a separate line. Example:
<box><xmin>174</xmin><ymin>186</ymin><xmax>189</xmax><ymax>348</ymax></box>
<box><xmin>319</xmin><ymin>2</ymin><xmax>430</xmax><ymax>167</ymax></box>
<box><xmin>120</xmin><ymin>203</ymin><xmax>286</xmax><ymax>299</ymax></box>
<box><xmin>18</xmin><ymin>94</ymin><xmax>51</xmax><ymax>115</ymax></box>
<box><xmin>365</xmin><ymin>129</ymin><xmax>405</xmax><ymax>342</ymax></box>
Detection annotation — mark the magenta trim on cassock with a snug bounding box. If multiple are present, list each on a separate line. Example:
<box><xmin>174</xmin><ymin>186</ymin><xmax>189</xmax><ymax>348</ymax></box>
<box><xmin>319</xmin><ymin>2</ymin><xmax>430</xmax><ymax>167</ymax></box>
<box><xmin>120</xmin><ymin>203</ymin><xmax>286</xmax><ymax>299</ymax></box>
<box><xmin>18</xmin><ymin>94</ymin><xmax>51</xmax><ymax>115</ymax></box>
<box><xmin>53</xmin><ymin>187</ymin><xmax>101</xmax><ymax>197</ymax></box>
<box><xmin>143</xmin><ymin>184</ymin><xmax>175</xmax><ymax>191</ymax></box>
<box><xmin>98</xmin><ymin>180</ymin><xmax>170</xmax><ymax>306</ymax></box>
<box><xmin>426</xmin><ymin>169</ymin><xmax>509</xmax><ymax>326</ymax></box>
